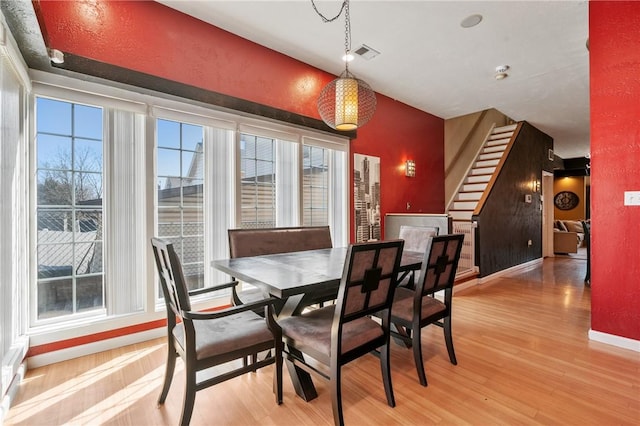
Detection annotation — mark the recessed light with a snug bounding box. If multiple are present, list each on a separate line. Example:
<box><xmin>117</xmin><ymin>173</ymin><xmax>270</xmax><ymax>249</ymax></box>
<box><xmin>494</xmin><ymin>64</ymin><xmax>509</xmax><ymax>80</ymax></box>
<box><xmin>342</xmin><ymin>52</ymin><xmax>355</xmax><ymax>62</ymax></box>
<box><xmin>461</xmin><ymin>14</ymin><xmax>483</xmax><ymax>28</ymax></box>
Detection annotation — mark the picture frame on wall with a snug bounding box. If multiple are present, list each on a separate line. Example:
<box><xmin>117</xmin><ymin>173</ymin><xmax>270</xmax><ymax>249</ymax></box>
<box><xmin>353</xmin><ymin>154</ymin><xmax>381</xmax><ymax>242</ymax></box>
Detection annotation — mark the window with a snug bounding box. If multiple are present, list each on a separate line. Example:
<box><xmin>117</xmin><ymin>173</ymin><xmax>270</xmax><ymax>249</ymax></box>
<box><xmin>240</xmin><ymin>133</ymin><xmax>276</xmax><ymax>228</ymax></box>
<box><xmin>30</xmin><ymin>73</ymin><xmax>348</xmax><ymax>334</ymax></box>
<box><xmin>302</xmin><ymin>137</ymin><xmax>349</xmax><ymax>243</ymax></box>
<box><xmin>156</xmin><ymin>119</ymin><xmax>205</xmax><ymax>291</ymax></box>
<box><xmin>303</xmin><ymin>145</ymin><xmax>329</xmax><ymax>226</ymax></box>
<box><xmin>35</xmin><ymin>97</ymin><xmax>104</xmax><ymax>320</ymax></box>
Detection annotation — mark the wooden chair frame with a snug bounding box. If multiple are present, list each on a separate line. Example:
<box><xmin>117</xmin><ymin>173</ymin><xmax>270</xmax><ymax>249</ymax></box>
<box><xmin>151</xmin><ymin>238</ymin><xmax>278</xmax><ymax>426</ymax></box>
<box><xmin>267</xmin><ymin>240</ymin><xmax>404</xmax><ymax>426</ymax></box>
<box><xmin>389</xmin><ymin>234</ymin><xmax>464</xmax><ymax>386</ymax></box>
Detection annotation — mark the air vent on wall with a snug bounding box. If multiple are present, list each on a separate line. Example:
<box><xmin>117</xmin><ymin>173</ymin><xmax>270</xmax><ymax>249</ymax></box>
<box><xmin>353</xmin><ymin>44</ymin><xmax>380</xmax><ymax>60</ymax></box>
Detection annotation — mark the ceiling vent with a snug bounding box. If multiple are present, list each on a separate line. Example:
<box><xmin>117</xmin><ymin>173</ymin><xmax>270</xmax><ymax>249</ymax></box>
<box><xmin>353</xmin><ymin>44</ymin><xmax>380</xmax><ymax>60</ymax></box>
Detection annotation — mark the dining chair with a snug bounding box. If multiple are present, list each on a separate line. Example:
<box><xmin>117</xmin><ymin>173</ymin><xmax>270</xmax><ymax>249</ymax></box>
<box><xmin>397</xmin><ymin>225</ymin><xmax>439</xmax><ymax>288</ymax></box>
<box><xmin>388</xmin><ymin>233</ymin><xmax>464</xmax><ymax>386</ymax></box>
<box><xmin>151</xmin><ymin>238</ymin><xmax>279</xmax><ymax>426</ymax></box>
<box><xmin>267</xmin><ymin>239</ymin><xmax>404</xmax><ymax>426</ymax></box>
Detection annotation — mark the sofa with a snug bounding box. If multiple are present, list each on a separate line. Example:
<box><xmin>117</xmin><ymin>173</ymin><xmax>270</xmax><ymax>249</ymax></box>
<box><xmin>553</xmin><ymin>220</ymin><xmax>586</xmax><ymax>254</ymax></box>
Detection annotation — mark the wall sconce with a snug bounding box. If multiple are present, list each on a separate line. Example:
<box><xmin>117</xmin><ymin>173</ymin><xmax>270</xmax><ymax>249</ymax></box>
<box><xmin>531</xmin><ymin>179</ymin><xmax>540</xmax><ymax>193</ymax></box>
<box><xmin>405</xmin><ymin>160</ymin><xmax>416</xmax><ymax>177</ymax></box>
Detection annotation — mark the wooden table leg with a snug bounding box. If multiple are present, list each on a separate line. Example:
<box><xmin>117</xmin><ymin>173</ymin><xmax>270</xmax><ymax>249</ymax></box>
<box><xmin>285</xmin><ymin>354</ymin><xmax>318</xmax><ymax>401</ymax></box>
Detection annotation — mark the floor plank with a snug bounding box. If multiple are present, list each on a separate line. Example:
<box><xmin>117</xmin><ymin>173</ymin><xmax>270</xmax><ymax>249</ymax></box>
<box><xmin>5</xmin><ymin>257</ymin><xmax>640</xmax><ymax>425</ymax></box>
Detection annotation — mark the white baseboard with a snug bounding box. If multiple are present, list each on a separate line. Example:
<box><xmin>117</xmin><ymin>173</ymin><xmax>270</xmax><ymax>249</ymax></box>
<box><xmin>477</xmin><ymin>258</ymin><xmax>543</xmax><ymax>284</ymax></box>
<box><xmin>0</xmin><ymin>362</ymin><xmax>25</xmax><ymax>424</ymax></box>
<box><xmin>453</xmin><ymin>278</ymin><xmax>479</xmax><ymax>293</ymax></box>
<box><xmin>27</xmin><ymin>327</ymin><xmax>165</xmax><ymax>369</ymax></box>
<box><xmin>453</xmin><ymin>258</ymin><xmax>543</xmax><ymax>294</ymax></box>
<box><xmin>588</xmin><ymin>329</ymin><xmax>640</xmax><ymax>352</ymax></box>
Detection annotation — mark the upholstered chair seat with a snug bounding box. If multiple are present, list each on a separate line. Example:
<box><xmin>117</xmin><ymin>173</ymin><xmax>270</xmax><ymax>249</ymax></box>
<box><xmin>276</xmin><ymin>305</ymin><xmax>384</xmax><ymax>363</ymax></box>
<box><xmin>391</xmin><ymin>287</ymin><xmax>447</xmax><ymax>323</ymax></box>
<box><xmin>172</xmin><ymin>311</ymin><xmax>274</xmax><ymax>361</ymax></box>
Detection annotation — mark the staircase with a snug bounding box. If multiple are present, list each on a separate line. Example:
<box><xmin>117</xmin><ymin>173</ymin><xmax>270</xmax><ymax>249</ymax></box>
<box><xmin>448</xmin><ymin>124</ymin><xmax>518</xmax><ymax>221</ymax></box>
<box><xmin>447</xmin><ymin>123</ymin><xmax>518</xmax><ymax>277</ymax></box>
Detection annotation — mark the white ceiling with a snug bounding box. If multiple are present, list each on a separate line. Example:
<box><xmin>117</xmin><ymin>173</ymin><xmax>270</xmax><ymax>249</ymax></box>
<box><xmin>158</xmin><ymin>0</ymin><xmax>590</xmax><ymax>159</ymax></box>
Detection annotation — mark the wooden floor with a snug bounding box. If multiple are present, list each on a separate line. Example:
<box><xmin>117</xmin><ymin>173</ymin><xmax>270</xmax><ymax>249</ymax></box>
<box><xmin>6</xmin><ymin>257</ymin><xmax>640</xmax><ymax>425</ymax></box>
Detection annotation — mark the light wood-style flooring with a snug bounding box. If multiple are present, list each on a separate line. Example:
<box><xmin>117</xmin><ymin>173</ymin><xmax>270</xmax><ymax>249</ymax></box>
<box><xmin>6</xmin><ymin>257</ymin><xmax>640</xmax><ymax>425</ymax></box>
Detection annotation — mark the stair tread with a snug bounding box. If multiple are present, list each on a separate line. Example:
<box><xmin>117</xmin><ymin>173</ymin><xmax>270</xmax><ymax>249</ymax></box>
<box><xmin>485</xmin><ymin>138</ymin><xmax>511</xmax><ymax>146</ymax></box>
<box><xmin>483</xmin><ymin>146</ymin><xmax>507</xmax><ymax>153</ymax></box>
<box><xmin>494</xmin><ymin>124</ymin><xmax>518</xmax><ymax>132</ymax></box>
<box><xmin>466</xmin><ymin>175</ymin><xmax>491</xmax><ymax>182</ymax></box>
<box><xmin>490</xmin><ymin>131</ymin><xmax>513</xmax><ymax>137</ymax></box>
<box><xmin>449</xmin><ymin>211</ymin><xmax>475</xmax><ymax>220</ymax></box>
<box><xmin>479</xmin><ymin>152</ymin><xmax>503</xmax><ymax>159</ymax></box>
<box><xmin>471</xmin><ymin>167</ymin><xmax>496</xmax><ymax>174</ymax></box>
<box><xmin>475</xmin><ymin>160</ymin><xmax>500</xmax><ymax>166</ymax></box>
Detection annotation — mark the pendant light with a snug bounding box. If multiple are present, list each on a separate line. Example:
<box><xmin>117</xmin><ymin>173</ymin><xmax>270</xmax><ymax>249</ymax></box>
<box><xmin>312</xmin><ymin>0</ymin><xmax>376</xmax><ymax>131</ymax></box>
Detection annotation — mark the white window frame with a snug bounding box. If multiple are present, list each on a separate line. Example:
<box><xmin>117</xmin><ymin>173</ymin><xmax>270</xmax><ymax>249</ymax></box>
<box><xmin>1</xmin><ymin>12</ymin><xmax>31</xmax><ymax>415</ymax></box>
<box><xmin>25</xmin><ymin>69</ymin><xmax>349</xmax><ymax>355</ymax></box>
<box><xmin>31</xmin><ymin>85</ymin><xmax>148</xmax><ymax>328</ymax></box>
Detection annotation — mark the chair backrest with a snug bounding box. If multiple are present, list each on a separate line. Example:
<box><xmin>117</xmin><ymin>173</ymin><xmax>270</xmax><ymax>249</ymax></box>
<box><xmin>398</xmin><ymin>225</ymin><xmax>439</xmax><ymax>253</ymax></box>
<box><xmin>335</xmin><ymin>240</ymin><xmax>404</xmax><ymax>325</ymax></box>
<box><xmin>228</xmin><ymin>226</ymin><xmax>332</xmax><ymax>258</ymax></box>
<box><xmin>416</xmin><ymin>234</ymin><xmax>464</xmax><ymax>296</ymax></box>
<box><xmin>581</xmin><ymin>220</ymin><xmax>591</xmax><ymax>239</ymax></box>
<box><xmin>151</xmin><ymin>238</ymin><xmax>191</xmax><ymax>317</ymax></box>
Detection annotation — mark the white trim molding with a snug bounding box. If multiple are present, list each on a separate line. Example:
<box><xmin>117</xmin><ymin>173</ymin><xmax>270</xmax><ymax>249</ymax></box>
<box><xmin>477</xmin><ymin>258</ymin><xmax>543</xmax><ymax>285</ymax></box>
<box><xmin>27</xmin><ymin>327</ymin><xmax>165</xmax><ymax>369</ymax></box>
<box><xmin>0</xmin><ymin>12</ymin><xmax>31</xmax><ymax>91</ymax></box>
<box><xmin>588</xmin><ymin>329</ymin><xmax>640</xmax><ymax>353</ymax></box>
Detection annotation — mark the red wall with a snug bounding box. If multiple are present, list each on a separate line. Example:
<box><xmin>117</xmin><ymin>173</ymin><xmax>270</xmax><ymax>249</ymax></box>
<box><xmin>35</xmin><ymin>0</ymin><xmax>445</xmax><ymax>241</ymax></box>
<box><xmin>31</xmin><ymin>0</ymin><xmax>639</xmax><ymax>348</ymax></box>
<box><xmin>590</xmin><ymin>1</ymin><xmax>640</xmax><ymax>341</ymax></box>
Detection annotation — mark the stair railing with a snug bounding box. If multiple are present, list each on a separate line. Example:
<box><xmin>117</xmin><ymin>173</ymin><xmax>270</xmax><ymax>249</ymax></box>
<box><xmin>452</xmin><ymin>220</ymin><xmax>478</xmax><ymax>276</ymax></box>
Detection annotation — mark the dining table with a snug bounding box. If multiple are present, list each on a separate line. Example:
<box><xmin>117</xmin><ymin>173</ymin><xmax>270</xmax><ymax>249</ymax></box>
<box><xmin>211</xmin><ymin>246</ymin><xmax>423</xmax><ymax>401</ymax></box>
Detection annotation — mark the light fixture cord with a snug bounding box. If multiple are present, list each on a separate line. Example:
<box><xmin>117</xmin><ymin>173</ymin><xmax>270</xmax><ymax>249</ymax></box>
<box><xmin>344</xmin><ymin>0</ymin><xmax>351</xmax><ymax>73</ymax></box>
<box><xmin>310</xmin><ymin>0</ymin><xmax>347</xmax><ymax>23</ymax></box>
<box><xmin>310</xmin><ymin>0</ymin><xmax>351</xmax><ymax>73</ymax></box>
